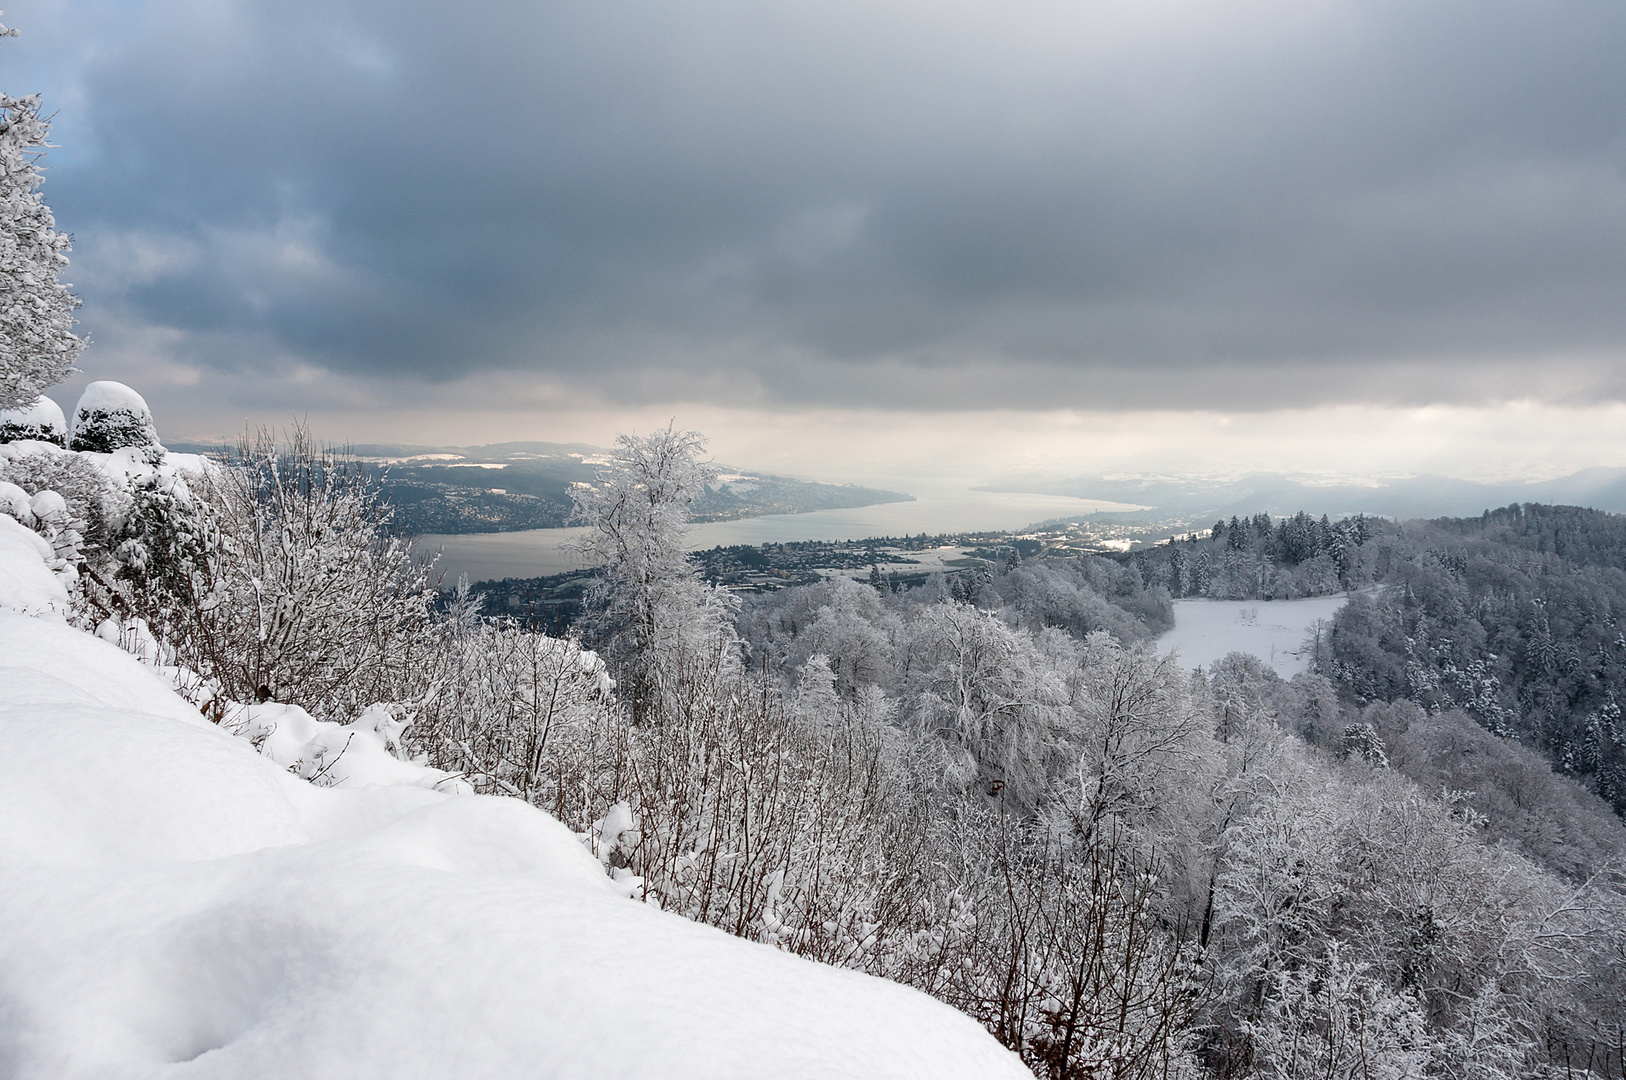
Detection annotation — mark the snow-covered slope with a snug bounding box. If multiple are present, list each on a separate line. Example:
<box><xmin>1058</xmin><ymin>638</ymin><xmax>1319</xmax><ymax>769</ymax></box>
<box><xmin>0</xmin><ymin>529</ymin><xmax>1026</xmax><ymax>1078</ymax></box>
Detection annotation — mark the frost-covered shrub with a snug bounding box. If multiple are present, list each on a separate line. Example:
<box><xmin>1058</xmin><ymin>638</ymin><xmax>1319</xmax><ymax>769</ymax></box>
<box><xmin>69</xmin><ymin>381</ymin><xmax>160</xmax><ymax>453</ymax></box>
<box><xmin>225</xmin><ymin>700</ymin><xmax>468</xmax><ymax>792</ymax></box>
<box><xmin>122</xmin><ymin>427</ymin><xmax>438</xmax><ymax>719</ymax></box>
<box><xmin>22</xmin><ymin>486</ymin><xmax>85</xmax><ymax>567</ymax></box>
<box><xmin>0</xmin><ymin>478</ymin><xmax>30</xmax><ymax>522</ymax></box>
<box><xmin>0</xmin><ymin>395</ymin><xmax>66</xmax><ymax>445</ymax></box>
<box><xmin>415</xmin><ymin>609</ymin><xmax>621</xmax><ymax>814</ymax></box>
<box><xmin>110</xmin><ymin>467</ymin><xmax>219</xmax><ymax>646</ymax></box>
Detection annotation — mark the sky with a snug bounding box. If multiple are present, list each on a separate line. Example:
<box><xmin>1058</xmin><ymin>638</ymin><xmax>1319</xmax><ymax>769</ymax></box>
<box><xmin>6</xmin><ymin>0</ymin><xmax>1626</xmax><ymax>489</ymax></box>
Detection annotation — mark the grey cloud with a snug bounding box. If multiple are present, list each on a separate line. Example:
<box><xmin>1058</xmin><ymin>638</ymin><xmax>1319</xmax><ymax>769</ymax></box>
<box><xmin>20</xmin><ymin>0</ymin><xmax>1626</xmax><ymax>410</ymax></box>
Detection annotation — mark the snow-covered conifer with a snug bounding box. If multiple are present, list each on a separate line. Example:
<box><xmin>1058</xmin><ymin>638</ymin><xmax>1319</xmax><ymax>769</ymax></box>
<box><xmin>0</xmin><ymin>393</ymin><xmax>65</xmax><ymax>444</ymax></box>
<box><xmin>0</xmin><ymin>18</ymin><xmax>84</xmax><ymax>410</ymax></box>
<box><xmin>69</xmin><ymin>381</ymin><xmax>161</xmax><ymax>453</ymax></box>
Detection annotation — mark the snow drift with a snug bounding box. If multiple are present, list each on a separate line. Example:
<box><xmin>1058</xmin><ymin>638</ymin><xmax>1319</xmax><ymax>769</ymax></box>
<box><xmin>0</xmin><ymin>512</ymin><xmax>1025</xmax><ymax>1078</ymax></box>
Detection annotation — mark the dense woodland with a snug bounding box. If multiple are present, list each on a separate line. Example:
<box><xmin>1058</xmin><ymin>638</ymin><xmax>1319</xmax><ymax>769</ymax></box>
<box><xmin>5</xmin><ymin>411</ymin><xmax>1626</xmax><ymax>1080</ymax></box>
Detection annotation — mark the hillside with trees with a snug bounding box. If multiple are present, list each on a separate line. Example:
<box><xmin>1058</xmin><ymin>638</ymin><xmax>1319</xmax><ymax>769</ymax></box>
<box><xmin>6</xmin><ymin>391</ymin><xmax>1624</xmax><ymax>1078</ymax></box>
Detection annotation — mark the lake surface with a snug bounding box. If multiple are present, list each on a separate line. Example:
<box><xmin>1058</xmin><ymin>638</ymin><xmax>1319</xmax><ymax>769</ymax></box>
<box><xmin>417</xmin><ymin>489</ymin><xmax>1146</xmax><ymax>582</ymax></box>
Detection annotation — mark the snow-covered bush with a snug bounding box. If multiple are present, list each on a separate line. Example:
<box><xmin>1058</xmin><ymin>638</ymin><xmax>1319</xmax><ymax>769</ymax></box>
<box><xmin>118</xmin><ymin>427</ymin><xmax>438</xmax><ymax>719</ymax></box>
<box><xmin>416</xmin><ymin>612</ymin><xmax>620</xmax><ymax>812</ymax></box>
<box><xmin>226</xmin><ymin>699</ymin><xmax>469</xmax><ymax>792</ymax></box>
<box><xmin>0</xmin><ymin>438</ymin><xmax>119</xmax><ymax>552</ymax></box>
<box><xmin>69</xmin><ymin>381</ymin><xmax>161</xmax><ymax>453</ymax></box>
<box><xmin>109</xmin><ymin>467</ymin><xmax>218</xmax><ymax>650</ymax></box>
<box><xmin>0</xmin><ymin>394</ymin><xmax>66</xmax><ymax>444</ymax></box>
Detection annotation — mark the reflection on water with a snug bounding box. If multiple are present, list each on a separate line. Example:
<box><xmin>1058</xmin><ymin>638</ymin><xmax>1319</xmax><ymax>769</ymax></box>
<box><xmin>417</xmin><ymin>489</ymin><xmax>1144</xmax><ymax>583</ymax></box>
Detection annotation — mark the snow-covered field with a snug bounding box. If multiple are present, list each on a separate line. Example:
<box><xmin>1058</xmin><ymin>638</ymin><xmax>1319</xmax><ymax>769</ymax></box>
<box><xmin>0</xmin><ymin>456</ymin><xmax>1026</xmax><ymax>1077</ymax></box>
<box><xmin>1156</xmin><ymin>594</ymin><xmax>1351</xmax><ymax>678</ymax></box>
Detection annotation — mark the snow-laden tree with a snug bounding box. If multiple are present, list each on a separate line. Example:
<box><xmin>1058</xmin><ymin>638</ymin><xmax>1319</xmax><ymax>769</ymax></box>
<box><xmin>69</xmin><ymin>381</ymin><xmax>160</xmax><ymax>453</ymax></box>
<box><xmin>901</xmin><ymin>599</ymin><xmax>1074</xmax><ymax>806</ymax></box>
<box><xmin>570</xmin><ymin>422</ymin><xmax>736</xmax><ymax>722</ymax></box>
<box><xmin>0</xmin><ymin>393</ymin><xmax>65</xmax><ymax>444</ymax></box>
<box><xmin>0</xmin><ymin>19</ymin><xmax>84</xmax><ymax>410</ymax></box>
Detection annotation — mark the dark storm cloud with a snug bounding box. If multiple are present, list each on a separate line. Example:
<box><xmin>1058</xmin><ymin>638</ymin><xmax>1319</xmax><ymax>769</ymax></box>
<box><xmin>17</xmin><ymin>0</ymin><xmax>1626</xmax><ymax>409</ymax></box>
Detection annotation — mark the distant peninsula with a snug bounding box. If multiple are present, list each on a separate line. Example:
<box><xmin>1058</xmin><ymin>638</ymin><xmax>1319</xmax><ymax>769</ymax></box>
<box><xmin>169</xmin><ymin>439</ymin><xmax>915</xmax><ymax>535</ymax></box>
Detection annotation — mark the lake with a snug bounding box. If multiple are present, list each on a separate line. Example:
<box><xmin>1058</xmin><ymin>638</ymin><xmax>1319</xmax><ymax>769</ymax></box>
<box><xmin>417</xmin><ymin>488</ymin><xmax>1146</xmax><ymax>582</ymax></box>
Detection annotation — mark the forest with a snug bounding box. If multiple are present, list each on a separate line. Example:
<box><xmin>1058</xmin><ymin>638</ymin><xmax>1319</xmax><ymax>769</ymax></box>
<box><xmin>4</xmin><ymin>404</ymin><xmax>1624</xmax><ymax>1080</ymax></box>
<box><xmin>1129</xmin><ymin>505</ymin><xmax>1626</xmax><ymax>817</ymax></box>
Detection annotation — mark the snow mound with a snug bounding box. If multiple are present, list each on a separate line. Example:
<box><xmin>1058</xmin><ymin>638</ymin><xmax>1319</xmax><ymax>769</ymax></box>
<box><xmin>0</xmin><ymin>395</ymin><xmax>67</xmax><ymax>445</ymax></box>
<box><xmin>224</xmin><ymin>700</ymin><xmax>471</xmax><ymax>793</ymax></box>
<box><xmin>0</xmin><ymin>524</ymin><xmax>1026</xmax><ymax>1079</ymax></box>
<box><xmin>0</xmin><ymin>514</ymin><xmax>69</xmax><ymax>615</ymax></box>
<box><xmin>70</xmin><ymin>380</ymin><xmax>161</xmax><ymax>453</ymax></box>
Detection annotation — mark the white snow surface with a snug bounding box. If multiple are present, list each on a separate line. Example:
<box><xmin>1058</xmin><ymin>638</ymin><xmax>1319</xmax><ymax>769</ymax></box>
<box><xmin>0</xmin><ymin>479</ymin><xmax>33</xmax><ymax>522</ymax></box>
<box><xmin>72</xmin><ymin>379</ymin><xmax>153</xmax><ymax>424</ymax></box>
<box><xmin>0</xmin><ymin>514</ymin><xmax>69</xmax><ymax>615</ymax></box>
<box><xmin>0</xmin><ymin>394</ymin><xmax>67</xmax><ymax>435</ymax></box>
<box><xmin>0</xmin><ymin>529</ymin><xmax>1026</xmax><ymax>1079</ymax></box>
<box><xmin>1156</xmin><ymin>594</ymin><xmax>1351</xmax><ymax>678</ymax></box>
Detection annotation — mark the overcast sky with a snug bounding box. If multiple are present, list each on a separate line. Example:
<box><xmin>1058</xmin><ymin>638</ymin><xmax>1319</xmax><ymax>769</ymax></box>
<box><xmin>8</xmin><ymin>0</ymin><xmax>1626</xmax><ymax>485</ymax></box>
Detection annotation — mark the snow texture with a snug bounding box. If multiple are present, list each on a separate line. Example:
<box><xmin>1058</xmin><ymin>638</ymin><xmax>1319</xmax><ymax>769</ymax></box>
<box><xmin>0</xmin><ymin>395</ymin><xmax>67</xmax><ymax>444</ymax></box>
<box><xmin>0</xmin><ymin>526</ymin><xmax>1027</xmax><ymax>1080</ymax></box>
<box><xmin>223</xmin><ymin>700</ymin><xmax>471</xmax><ymax>793</ymax></box>
<box><xmin>1156</xmin><ymin>594</ymin><xmax>1350</xmax><ymax>678</ymax></box>
<box><xmin>0</xmin><ymin>479</ymin><xmax>32</xmax><ymax>521</ymax></box>
<box><xmin>0</xmin><ymin>513</ymin><xmax>68</xmax><ymax>615</ymax></box>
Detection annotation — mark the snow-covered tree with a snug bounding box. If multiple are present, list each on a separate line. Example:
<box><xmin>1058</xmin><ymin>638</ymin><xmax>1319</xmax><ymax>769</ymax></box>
<box><xmin>0</xmin><ymin>19</ymin><xmax>84</xmax><ymax>410</ymax></box>
<box><xmin>570</xmin><ymin>422</ymin><xmax>736</xmax><ymax>722</ymax></box>
<box><xmin>69</xmin><ymin>382</ymin><xmax>161</xmax><ymax>453</ymax></box>
<box><xmin>0</xmin><ymin>393</ymin><xmax>65</xmax><ymax>444</ymax></box>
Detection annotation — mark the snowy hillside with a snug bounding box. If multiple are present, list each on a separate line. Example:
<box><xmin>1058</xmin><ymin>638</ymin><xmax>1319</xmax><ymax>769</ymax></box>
<box><xmin>0</xmin><ymin>450</ymin><xmax>1025</xmax><ymax>1078</ymax></box>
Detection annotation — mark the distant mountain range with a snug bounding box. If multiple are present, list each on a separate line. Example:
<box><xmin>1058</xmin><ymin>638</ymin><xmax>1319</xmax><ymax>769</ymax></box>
<box><xmin>170</xmin><ymin>440</ymin><xmax>914</xmax><ymax>535</ymax></box>
<box><xmin>982</xmin><ymin>467</ymin><xmax>1626</xmax><ymax>523</ymax></box>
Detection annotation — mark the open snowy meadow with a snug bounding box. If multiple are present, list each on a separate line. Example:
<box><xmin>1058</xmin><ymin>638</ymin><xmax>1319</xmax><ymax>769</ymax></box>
<box><xmin>1155</xmin><ymin>594</ymin><xmax>1351</xmax><ymax>678</ymax></box>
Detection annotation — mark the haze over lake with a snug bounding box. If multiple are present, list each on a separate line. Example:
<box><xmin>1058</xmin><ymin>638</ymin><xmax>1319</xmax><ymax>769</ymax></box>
<box><xmin>420</xmin><ymin>489</ymin><xmax>1146</xmax><ymax>582</ymax></box>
